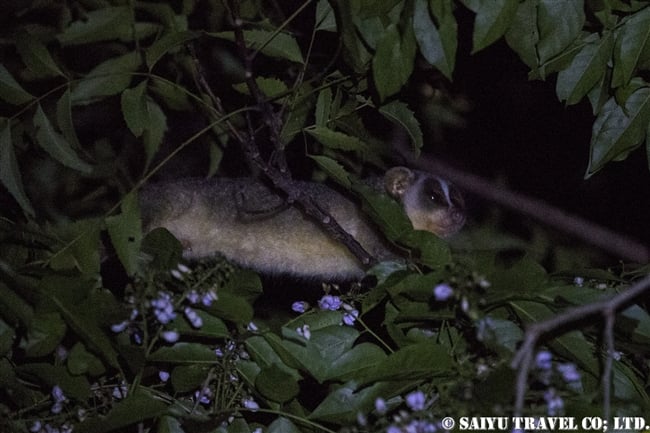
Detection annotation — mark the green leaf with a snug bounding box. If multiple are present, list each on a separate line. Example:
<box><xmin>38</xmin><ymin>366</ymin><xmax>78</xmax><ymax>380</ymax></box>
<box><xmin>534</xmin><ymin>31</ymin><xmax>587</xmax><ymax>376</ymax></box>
<box><xmin>308</xmin><ymin>155</ymin><xmax>351</xmax><ymax>189</ymax></box>
<box><xmin>588</xmin><ymin>87</ymin><xmax>650</xmax><ymax>176</ymax></box>
<box><xmin>379</xmin><ymin>101</ymin><xmax>423</xmax><ymax>153</ymax></box>
<box><xmin>171</xmin><ymin>365</ymin><xmax>209</xmax><ymax>392</ymax></box>
<box><xmin>0</xmin><ymin>123</ymin><xmax>35</xmax><ymax>216</ymax></box>
<box><xmin>121</xmin><ymin>81</ymin><xmax>149</xmax><ymax>137</ymax></box>
<box><xmin>67</xmin><ymin>342</ymin><xmax>106</xmax><ymax>376</ymax></box>
<box><xmin>509</xmin><ymin>301</ymin><xmax>599</xmax><ymax>376</ymax></box>
<box><xmin>49</xmin><ymin>219</ymin><xmax>102</xmax><ymax>275</ymax></box>
<box><xmin>145</xmin><ymin>30</ymin><xmax>198</xmax><ymax>70</ymax></box>
<box><xmin>268</xmin><ymin>417</ymin><xmax>303</xmax><ymax>433</ymax></box>
<box><xmin>255</xmin><ymin>363</ymin><xmax>300</xmax><ymax>403</ymax></box>
<box><xmin>149</xmin><ymin>342</ymin><xmax>218</xmax><ymax>363</ymax></box>
<box><xmin>23</xmin><ymin>312</ymin><xmax>66</xmax><ymax>358</ymax></box>
<box><xmin>149</xmin><ymin>78</ymin><xmax>192</xmax><ymax>111</ymax></box>
<box><xmin>71</xmin><ymin>53</ymin><xmax>141</xmax><ymax>105</ymax></box>
<box><xmin>76</xmin><ymin>389</ymin><xmax>169</xmax><ymax>433</ymax></box>
<box><xmin>611</xmin><ymin>8</ymin><xmax>650</xmax><ymax>88</ymax></box>
<box><xmin>57</xmin><ymin>7</ymin><xmax>133</xmax><ymax>46</ymax></box>
<box><xmin>143</xmin><ymin>98</ymin><xmax>167</xmax><ymax>170</ymax></box>
<box><xmin>536</xmin><ymin>0</ymin><xmax>585</xmax><ymax>63</ymax></box>
<box><xmin>33</xmin><ymin>104</ymin><xmax>93</xmax><ymax>173</ymax></box>
<box><xmin>141</xmin><ymin>228</ymin><xmax>183</xmax><ymax>271</ymax></box>
<box><xmin>173</xmin><ymin>310</ymin><xmax>229</xmax><ymax>339</ymax></box>
<box><xmin>504</xmin><ymin>0</ymin><xmax>540</xmax><ymax>68</ymax></box>
<box><xmin>0</xmin><ymin>64</ymin><xmax>34</xmax><ymax>105</ymax></box>
<box><xmin>50</xmin><ymin>291</ymin><xmax>121</xmax><ymax>369</ymax></box>
<box><xmin>325</xmin><ymin>342</ymin><xmax>387</xmax><ymax>381</ymax></box>
<box><xmin>56</xmin><ymin>89</ymin><xmax>82</xmax><ymax>150</ymax></box>
<box><xmin>106</xmin><ymin>191</ymin><xmax>142</xmax><ymax>276</ymax></box>
<box><xmin>209</xmin><ymin>30</ymin><xmax>304</xmax><ymax>63</ymax></box>
<box><xmin>17</xmin><ymin>363</ymin><xmax>91</xmax><ymax>401</ymax></box>
<box><xmin>232</xmin><ymin>77</ymin><xmax>289</xmax><ymax>100</ymax></box>
<box><xmin>329</xmin><ymin>0</ymin><xmax>372</xmax><ymax>72</ymax></box>
<box><xmin>472</xmin><ymin>0</ymin><xmax>519</xmax><ymax>53</ymax></box>
<box><xmin>309</xmin><ymin>380</ymin><xmax>416</xmax><ymax>423</ymax></box>
<box><xmin>354</xmin><ymin>182</ymin><xmax>413</xmax><ymax>242</ymax></box>
<box><xmin>314</xmin><ymin>87</ymin><xmax>332</xmax><ymax>127</ymax></box>
<box><xmin>315</xmin><ymin>0</ymin><xmax>337</xmax><ymax>32</ymax></box>
<box><xmin>475</xmin><ymin>316</ymin><xmax>523</xmax><ymax>355</ymax></box>
<box><xmin>306</xmin><ymin>126</ymin><xmax>369</xmax><ymax>154</ymax></box>
<box><xmin>0</xmin><ymin>282</ymin><xmax>34</xmax><ymax>328</ymax></box>
<box><xmin>16</xmin><ymin>30</ymin><xmax>65</xmax><ymax>78</ymax></box>
<box><xmin>556</xmin><ymin>32</ymin><xmax>613</xmax><ymax>105</ymax></box>
<box><xmin>357</xmin><ymin>342</ymin><xmax>453</xmax><ymax>384</ymax></box>
<box><xmin>372</xmin><ymin>23</ymin><xmax>417</xmax><ymax>101</ymax></box>
<box><xmin>413</xmin><ymin>0</ymin><xmax>456</xmax><ymax>80</ymax></box>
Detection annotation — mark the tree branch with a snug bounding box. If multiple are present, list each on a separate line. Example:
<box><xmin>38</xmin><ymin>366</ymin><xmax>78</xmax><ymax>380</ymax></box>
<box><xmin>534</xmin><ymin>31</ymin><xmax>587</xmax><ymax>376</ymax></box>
<box><xmin>404</xmin><ymin>155</ymin><xmax>650</xmax><ymax>263</ymax></box>
<box><xmin>509</xmin><ymin>274</ymin><xmax>650</xmax><ymax>416</ymax></box>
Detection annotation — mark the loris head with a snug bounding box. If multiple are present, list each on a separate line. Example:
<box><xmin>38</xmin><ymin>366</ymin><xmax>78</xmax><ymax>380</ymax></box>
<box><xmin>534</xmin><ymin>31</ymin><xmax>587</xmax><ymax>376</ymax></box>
<box><xmin>384</xmin><ymin>166</ymin><xmax>465</xmax><ymax>237</ymax></box>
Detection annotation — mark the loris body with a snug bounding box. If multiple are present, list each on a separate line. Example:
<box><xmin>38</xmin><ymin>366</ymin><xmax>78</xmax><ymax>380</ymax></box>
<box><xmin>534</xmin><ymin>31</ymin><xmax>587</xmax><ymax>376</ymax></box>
<box><xmin>139</xmin><ymin>167</ymin><xmax>465</xmax><ymax>279</ymax></box>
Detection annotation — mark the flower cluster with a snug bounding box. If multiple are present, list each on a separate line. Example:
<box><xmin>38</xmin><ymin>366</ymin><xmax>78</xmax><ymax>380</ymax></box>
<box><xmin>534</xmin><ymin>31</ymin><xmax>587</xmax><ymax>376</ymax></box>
<box><xmin>533</xmin><ymin>350</ymin><xmax>583</xmax><ymax>415</ymax></box>
<box><xmin>293</xmin><ymin>294</ymin><xmax>360</xmax><ymax>327</ymax></box>
<box><xmin>363</xmin><ymin>391</ymin><xmax>440</xmax><ymax>433</ymax></box>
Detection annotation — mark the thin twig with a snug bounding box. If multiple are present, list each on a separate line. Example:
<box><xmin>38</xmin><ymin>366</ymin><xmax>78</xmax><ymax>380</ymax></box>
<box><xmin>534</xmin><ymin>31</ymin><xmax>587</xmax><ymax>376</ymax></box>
<box><xmin>223</xmin><ymin>0</ymin><xmax>376</xmax><ymax>267</ymax></box>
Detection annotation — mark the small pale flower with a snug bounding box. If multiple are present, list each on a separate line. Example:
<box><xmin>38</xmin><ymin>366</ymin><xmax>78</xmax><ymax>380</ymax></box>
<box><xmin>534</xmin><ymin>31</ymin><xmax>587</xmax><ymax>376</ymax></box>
<box><xmin>387</xmin><ymin>426</ymin><xmax>402</xmax><ymax>433</ymax></box>
<box><xmin>52</xmin><ymin>385</ymin><xmax>66</xmax><ymax>403</ymax></box>
<box><xmin>557</xmin><ymin>363</ymin><xmax>580</xmax><ymax>382</ymax></box>
<box><xmin>405</xmin><ymin>390</ymin><xmax>426</xmax><ymax>411</ymax></box>
<box><xmin>292</xmin><ymin>301</ymin><xmax>309</xmax><ymax>313</ymax></box>
<box><xmin>342</xmin><ymin>309</ymin><xmax>359</xmax><ymax>326</ymax></box>
<box><xmin>535</xmin><ymin>350</ymin><xmax>553</xmax><ymax>370</ymax></box>
<box><xmin>375</xmin><ymin>397</ymin><xmax>387</xmax><ymax>415</ymax></box>
<box><xmin>215</xmin><ymin>347</ymin><xmax>224</xmax><ymax>357</ymax></box>
<box><xmin>461</xmin><ymin>297</ymin><xmax>470</xmax><ymax>312</ymax></box>
<box><xmin>186</xmin><ymin>290</ymin><xmax>200</xmax><ymax>304</ymax></box>
<box><xmin>30</xmin><ymin>421</ymin><xmax>42</xmax><ymax>432</ymax></box>
<box><xmin>194</xmin><ymin>389</ymin><xmax>211</xmax><ymax>404</ymax></box>
<box><xmin>170</xmin><ymin>269</ymin><xmax>183</xmax><ymax>280</ymax></box>
<box><xmin>544</xmin><ymin>388</ymin><xmax>564</xmax><ymax>416</ymax></box>
<box><xmin>247</xmin><ymin>322</ymin><xmax>258</xmax><ymax>332</ymax></box>
<box><xmin>130</xmin><ymin>308</ymin><xmax>139</xmax><ymax>320</ymax></box>
<box><xmin>177</xmin><ymin>263</ymin><xmax>191</xmax><ymax>273</ymax></box>
<box><xmin>184</xmin><ymin>307</ymin><xmax>203</xmax><ymax>328</ymax></box>
<box><xmin>77</xmin><ymin>408</ymin><xmax>87</xmax><ymax>421</ymax></box>
<box><xmin>433</xmin><ymin>283</ymin><xmax>453</xmax><ymax>301</ymax></box>
<box><xmin>111</xmin><ymin>321</ymin><xmax>128</xmax><ymax>333</ymax></box>
<box><xmin>51</xmin><ymin>401</ymin><xmax>63</xmax><ymax>414</ymax></box>
<box><xmin>242</xmin><ymin>397</ymin><xmax>259</xmax><ymax>411</ymax></box>
<box><xmin>161</xmin><ymin>330</ymin><xmax>179</xmax><ymax>343</ymax></box>
<box><xmin>159</xmin><ymin>370</ymin><xmax>170</xmax><ymax>382</ymax></box>
<box><xmin>297</xmin><ymin>324</ymin><xmax>311</xmax><ymax>340</ymax></box>
<box><xmin>573</xmin><ymin>276</ymin><xmax>584</xmax><ymax>287</ymax></box>
<box><xmin>55</xmin><ymin>345</ymin><xmax>68</xmax><ymax>361</ymax></box>
<box><xmin>202</xmin><ymin>290</ymin><xmax>218</xmax><ymax>306</ymax></box>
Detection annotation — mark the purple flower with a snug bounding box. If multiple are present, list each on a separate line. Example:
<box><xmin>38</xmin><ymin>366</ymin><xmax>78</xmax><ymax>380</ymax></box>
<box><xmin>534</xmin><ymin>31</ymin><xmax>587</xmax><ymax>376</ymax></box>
<box><xmin>405</xmin><ymin>390</ymin><xmax>426</xmax><ymax>411</ymax></box>
<box><xmin>159</xmin><ymin>370</ymin><xmax>170</xmax><ymax>382</ymax></box>
<box><xmin>433</xmin><ymin>283</ymin><xmax>453</xmax><ymax>301</ymax></box>
<box><xmin>342</xmin><ymin>309</ymin><xmax>359</xmax><ymax>326</ymax></box>
<box><xmin>297</xmin><ymin>324</ymin><xmax>311</xmax><ymax>340</ymax></box>
<box><xmin>242</xmin><ymin>397</ymin><xmax>259</xmax><ymax>411</ymax></box>
<box><xmin>184</xmin><ymin>307</ymin><xmax>203</xmax><ymax>328</ymax></box>
<box><xmin>544</xmin><ymin>388</ymin><xmax>564</xmax><ymax>415</ymax></box>
<box><xmin>110</xmin><ymin>321</ymin><xmax>128</xmax><ymax>333</ymax></box>
<box><xmin>557</xmin><ymin>363</ymin><xmax>580</xmax><ymax>383</ymax></box>
<box><xmin>161</xmin><ymin>330</ymin><xmax>179</xmax><ymax>343</ymax></box>
<box><xmin>292</xmin><ymin>301</ymin><xmax>309</xmax><ymax>313</ymax></box>
<box><xmin>535</xmin><ymin>350</ymin><xmax>552</xmax><ymax>370</ymax></box>
<box><xmin>374</xmin><ymin>397</ymin><xmax>387</xmax><ymax>414</ymax></box>
<box><xmin>318</xmin><ymin>295</ymin><xmax>342</xmax><ymax>311</ymax></box>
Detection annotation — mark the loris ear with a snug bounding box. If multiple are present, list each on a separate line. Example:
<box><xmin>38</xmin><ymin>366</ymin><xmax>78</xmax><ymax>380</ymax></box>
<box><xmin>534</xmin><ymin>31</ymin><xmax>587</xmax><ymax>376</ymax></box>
<box><xmin>384</xmin><ymin>167</ymin><xmax>416</xmax><ymax>199</ymax></box>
